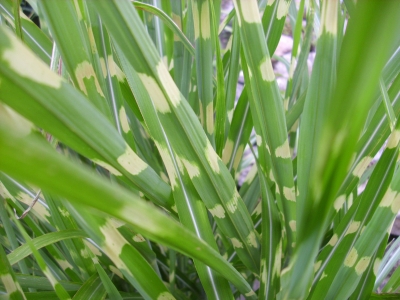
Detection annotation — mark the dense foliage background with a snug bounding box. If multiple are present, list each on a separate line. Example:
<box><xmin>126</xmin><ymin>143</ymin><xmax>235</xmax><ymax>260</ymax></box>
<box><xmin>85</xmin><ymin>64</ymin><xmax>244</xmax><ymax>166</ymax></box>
<box><xmin>0</xmin><ymin>0</ymin><xmax>400</xmax><ymax>299</ymax></box>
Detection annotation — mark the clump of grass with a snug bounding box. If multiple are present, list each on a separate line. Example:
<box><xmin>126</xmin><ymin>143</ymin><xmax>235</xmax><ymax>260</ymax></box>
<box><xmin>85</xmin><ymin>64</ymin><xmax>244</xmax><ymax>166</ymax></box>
<box><xmin>0</xmin><ymin>0</ymin><xmax>400</xmax><ymax>299</ymax></box>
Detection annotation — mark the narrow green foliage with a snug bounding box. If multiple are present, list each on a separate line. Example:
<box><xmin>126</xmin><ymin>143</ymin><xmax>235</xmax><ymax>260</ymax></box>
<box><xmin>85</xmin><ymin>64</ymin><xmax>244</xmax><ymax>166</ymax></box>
<box><xmin>0</xmin><ymin>201</ymin><xmax>26</xmax><ymax>300</ymax></box>
<box><xmin>8</xmin><ymin>205</ymin><xmax>71</xmax><ymax>300</ymax></box>
<box><xmin>71</xmin><ymin>274</ymin><xmax>105</xmax><ymax>300</ymax></box>
<box><xmin>211</xmin><ymin>0</ymin><xmax>226</xmax><ymax>157</ymax></box>
<box><xmin>0</xmin><ymin>0</ymin><xmax>52</xmax><ymax>64</ymax></box>
<box><xmin>234</xmin><ymin>0</ymin><xmax>296</xmax><ymax>256</ymax></box>
<box><xmin>192</xmin><ymin>0</ymin><xmax>214</xmax><ymax>144</ymax></box>
<box><xmin>284</xmin><ymin>0</ymin><xmax>400</xmax><ymax>297</ymax></box>
<box><xmin>12</xmin><ymin>0</ymin><xmax>22</xmax><ymax>41</ymax></box>
<box><xmin>0</xmin><ymin>0</ymin><xmax>400</xmax><ymax>299</ymax></box>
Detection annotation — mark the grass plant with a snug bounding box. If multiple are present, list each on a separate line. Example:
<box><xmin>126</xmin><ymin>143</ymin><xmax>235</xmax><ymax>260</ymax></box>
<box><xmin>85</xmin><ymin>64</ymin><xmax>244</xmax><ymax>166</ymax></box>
<box><xmin>0</xmin><ymin>0</ymin><xmax>400</xmax><ymax>299</ymax></box>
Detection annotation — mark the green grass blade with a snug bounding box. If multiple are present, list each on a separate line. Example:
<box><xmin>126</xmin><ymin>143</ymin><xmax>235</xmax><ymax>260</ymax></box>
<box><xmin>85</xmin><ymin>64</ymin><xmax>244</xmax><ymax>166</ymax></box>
<box><xmin>211</xmin><ymin>0</ymin><xmax>226</xmax><ymax>156</ymax></box>
<box><xmin>146</xmin><ymin>98</ymin><xmax>233</xmax><ymax>298</ymax></box>
<box><xmin>12</xmin><ymin>0</ymin><xmax>22</xmax><ymax>40</ymax></box>
<box><xmin>257</xmin><ymin>156</ymin><xmax>282</xmax><ymax>299</ymax></box>
<box><xmin>310</xmin><ymin>117</ymin><xmax>400</xmax><ymax>299</ymax></box>
<box><xmin>3</xmin><ymin>275</ymin><xmax>81</xmax><ymax>292</ymax></box>
<box><xmin>379</xmin><ymin>77</ymin><xmax>396</xmax><ymax>130</ymax></box>
<box><xmin>24</xmin><ymin>291</ymin><xmax>75</xmax><ymax>299</ymax></box>
<box><xmin>132</xmin><ymin>1</ymin><xmax>194</xmax><ymax>57</ymax></box>
<box><xmin>286</xmin><ymin>5</ymin><xmax>314</xmax><ymax>109</ymax></box>
<box><xmin>0</xmin><ymin>175</ymin><xmax>51</xmax><ymax>228</ymax></box>
<box><xmin>296</xmin><ymin>0</ymin><xmax>338</xmax><ymax>253</ymax></box>
<box><xmin>0</xmin><ymin>188</ymin><xmax>31</xmax><ymax>276</ymax></box>
<box><xmin>349</xmin><ymin>237</ymin><xmax>387</xmax><ymax>300</ymax></box>
<box><xmin>8</xmin><ymin>206</ymin><xmax>71</xmax><ymax>300</ymax></box>
<box><xmin>285</xmin><ymin>90</ymin><xmax>306</xmax><ymax>131</ymax></box>
<box><xmin>116</xmin><ymin>225</ymin><xmax>160</xmax><ymax>277</ymax></box>
<box><xmin>89</xmin><ymin>15</ymin><xmax>139</xmax><ymax>154</ymax></box>
<box><xmin>7</xmin><ymin>229</ymin><xmax>87</xmax><ymax>266</ymax></box>
<box><xmin>174</xmin><ymin>0</ymin><xmax>194</xmax><ymax>100</ymax></box>
<box><xmin>378</xmin><ymin>236</ymin><xmax>400</xmax><ymax>292</ymax></box>
<box><xmin>262</xmin><ymin>0</ymin><xmax>291</xmax><ymax>55</ymax></box>
<box><xmin>325</xmin><ymin>148</ymin><xmax>400</xmax><ymax>298</ymax></box>
<box><xmin>363</xmin><ymin>46</ymin><xmax>400</xmax><ymax>132</ymax></box>
<box><xmin>113</xmin><ymin>53</ymin><xmax>233</xmax><ymax>299</ymax></box>
<box><xmin>0</xmin><ymin>0</ymin><xmax>52</xmax><ymax>64</ymax></box>
<box><xmin>71</xmin><ymin>274</ymin><xmax>106</xmax><ymax>300</ymax></box>
<box><xmin>222</xmin><ymin>19</ymin><xmax>241</xmax><ymax>138</ymax></box>
<box><xmin>93</xmin><ymin>261</ymin><xmax>123</xmax><ymax>300</ymax></box>
<box><xmin>343</xmin><ymin>0</ymin><xmax>356</xmax><ymax>17</ymax></box>
<box><xmin>170</xmin><ymin>1</ymin><xmax>185</xmax><ymax>89</ymax></box>
<box><xmin>336</xmin><ymin>72</ymin><xmax>400</xmax><ymax>209</ymax></box>
<box><xmin>0</xmin><ymin>109</ymin><xmax>255</xmax><ymax>298</ymax></box>
<box><xmin>383</xmin><ymin>47</ymin><xmax>400</xmax><ymax>84</ymax></box>
<box><xmin>0</xmin><ymin>26</ymin><xmax>174</xmax><ymax>212</ymax></box>
<box><xmin>0</xmin><ymin>176</ymin><xmax>81</xmax><ymax>283</ymax></box>
<box><xmin>381</xmin><ymin>253</ymin><xmax>400</xmax><ymax>293</ymax></box>
<box><xmin>64</xmin><ymin>206</ymin><xmax>173</xmax><ymax>300</ymax></box>
<box><xmin>171</xmin><ymin>180</ymin><xmax>234</xmax><ymax>299</ymax></box>
<box><xmin>0</xmin><ymin>201</ymin><xmax>26</xmax><ymax>300</ymax></box>
<box><xmin>93</xmin><ymin>0</ymin><xmax>260</xmax><ymax>274</ymax></box>
<box><xmin>161</xmin><ymin>1</ymin><xmax>174</xmax><ymax>67</ymax></box>
<box><xmin>240</xmin><ymin>164</ymin><xmax>260</xmax><ymax>214</ymax></box>
<box><xmin>283</xmin><ymin>1</ymin><xmax>400</xmax><ymax>298</ymax></box>
<box><xmin>222</xmin><ymin>88</ymin><xmax>252</xmax><ymax>176</ymax></box>
<box><xmin>38</xmin><ymin>0</ymin><xmax>112</xmax><ymax>121</ymax></box>
<box><xmin>218</xmin><ymin>6</ymin><xmax>234</xmax><ymax>35</ymax></box>
<box><xmin>44</xmin><ymin>193</ymin><xmax>96</xmax><ymax>280</ymax></box>
<box><xmin>234</xmin><ymin>0</ymin><xmax>296</xmax><ymax>252</ymax></box>
<box><xmin>191</xmin><ymin>0</ymin><xmax>214</xmax><ymax>144</ymax></box>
